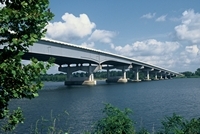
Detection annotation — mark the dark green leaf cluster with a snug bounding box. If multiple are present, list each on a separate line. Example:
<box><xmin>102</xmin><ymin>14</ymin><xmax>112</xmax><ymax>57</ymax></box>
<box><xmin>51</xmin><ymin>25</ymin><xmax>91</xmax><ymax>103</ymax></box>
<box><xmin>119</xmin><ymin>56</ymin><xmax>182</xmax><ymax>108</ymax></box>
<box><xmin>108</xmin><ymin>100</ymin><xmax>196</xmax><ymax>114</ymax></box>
<box><xmin>0</xmin><ymin>0</ymin><xmax>54</xmax><ymax>131</ymax></box>
<box><xmin>158</xmin><ymin>113</ymin><xmax>200</xmax><ymax>134</ymax></box>
<box><xmin>93</xmin><ymin>103</ymin><xmax>135</xmax><ymax>134</ymax></box>
<box><xmin>0</xmin><ymin>0</ymin><xmax>54</xmax><ymax>51</ymax></box>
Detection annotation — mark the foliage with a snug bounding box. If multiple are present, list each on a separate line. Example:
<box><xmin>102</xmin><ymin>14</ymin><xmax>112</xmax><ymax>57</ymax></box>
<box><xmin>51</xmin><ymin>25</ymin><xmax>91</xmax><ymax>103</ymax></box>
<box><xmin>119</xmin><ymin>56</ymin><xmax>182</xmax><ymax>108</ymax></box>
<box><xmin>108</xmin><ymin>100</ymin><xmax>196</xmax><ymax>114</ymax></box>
<box><xmin>40</xmin><ymin>73</ymin><xmax>66</xmax><ymax>81</ymax></box>
<box><xmin>158</xmin><ymin>113</ymin><xmax>200</xmax><ymax>134</ymax></box>
<box><xmin>0</xmin><ymin>0</ymin><xmax>54</xmax><ymax>131</ymax></box>
<box><xmin>195</xmin><ymin>68</ymin><xmax>200</xmax><ymax>76</ymax></box>
<box><xmin>136</xmin><ymin>128</ymin><xmax>150</xmax><ymax>134</ymax></box>
<box><xmin>93</xmin><ymin>103</ymin><xmax>135</xmax><ymax>134</ymax></box>
<box><xmin>181</xmin><ymin>68</ymin><xmax>200</xmax><ymax>78</ymax></box>
<box><xmin>30</xmin><ymin>110</ymin><xmax>69</xmax><ymax>134</ymax></box>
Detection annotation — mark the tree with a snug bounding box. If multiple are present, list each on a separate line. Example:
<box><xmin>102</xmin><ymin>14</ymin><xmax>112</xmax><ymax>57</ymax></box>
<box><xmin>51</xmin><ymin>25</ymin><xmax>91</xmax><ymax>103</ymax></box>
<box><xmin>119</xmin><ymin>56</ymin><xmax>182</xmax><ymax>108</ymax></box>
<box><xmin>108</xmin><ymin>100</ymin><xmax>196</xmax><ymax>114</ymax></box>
<box><xmin>181</xmin><ymin>71</ymin><xmax>194</xmax><ymax>77</ymax></box>
<box><xmin>93</xmin><ymin>103</ymin><xmax>135</xmax><ymax>134</ymax></box>
<box><xmin>0</xmin><ymin>0</ymin><xmax>54</xmax><ymax>131</ymax></box>
<box><xmin>195</xmin><ymin>68</ymin><xmax>200</xmax><ymax>76</ymax></box>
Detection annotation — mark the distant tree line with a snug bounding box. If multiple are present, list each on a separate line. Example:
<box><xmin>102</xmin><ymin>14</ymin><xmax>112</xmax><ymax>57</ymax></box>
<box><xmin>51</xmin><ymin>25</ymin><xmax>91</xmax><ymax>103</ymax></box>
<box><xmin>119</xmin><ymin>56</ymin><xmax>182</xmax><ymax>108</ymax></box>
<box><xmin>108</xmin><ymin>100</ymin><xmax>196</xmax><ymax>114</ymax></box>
<box><xmin>39</xmin><ymin>70</ymin><xmax>155</xmax><ymax>81</ymax></box>
<box><xmin>181</xmin><ymin>68</ymin><xmax>200</xmax><ymax>78</ymax></box>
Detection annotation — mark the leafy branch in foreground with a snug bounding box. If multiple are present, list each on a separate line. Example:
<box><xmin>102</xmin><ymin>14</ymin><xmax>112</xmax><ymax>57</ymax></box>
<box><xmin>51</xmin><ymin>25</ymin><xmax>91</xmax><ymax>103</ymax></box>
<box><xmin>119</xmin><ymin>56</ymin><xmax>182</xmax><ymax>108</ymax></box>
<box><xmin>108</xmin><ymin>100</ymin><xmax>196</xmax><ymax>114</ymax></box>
<box><xmin>0</xmin><ymin>0</ymin><xmax>54</xmax><ymax>131</ymax></box>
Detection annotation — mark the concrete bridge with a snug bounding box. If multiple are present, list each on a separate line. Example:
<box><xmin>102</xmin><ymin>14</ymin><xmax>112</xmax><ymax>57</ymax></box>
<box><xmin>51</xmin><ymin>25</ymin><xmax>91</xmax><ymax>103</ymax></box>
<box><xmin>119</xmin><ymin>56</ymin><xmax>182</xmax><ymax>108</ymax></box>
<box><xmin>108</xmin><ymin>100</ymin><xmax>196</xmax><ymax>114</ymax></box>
<box><xmin>20</xmin><ymin>38</ymin><xmax>181</xmax><ymax>85</ymax></box>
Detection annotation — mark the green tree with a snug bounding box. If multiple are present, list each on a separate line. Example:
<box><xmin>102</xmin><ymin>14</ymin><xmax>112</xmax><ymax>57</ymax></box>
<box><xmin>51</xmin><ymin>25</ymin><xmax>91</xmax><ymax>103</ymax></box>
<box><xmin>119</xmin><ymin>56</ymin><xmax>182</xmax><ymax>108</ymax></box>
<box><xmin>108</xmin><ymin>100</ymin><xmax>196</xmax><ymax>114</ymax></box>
<box><xmin>93</xmin><ymin>103</ymin><xmax>135</xmax><ymax>134</ymax></box>
<box><xmin>181</xmin><ymin>71</ymin><xmax>194</xmax><ymax>78</ymax></box>
<box><xmin>195</xmin><ymin>68</ymin><xmax>200</xmax><ymax>76</ymax></box>
<box><xmin>0</xmin><ymin>0</ymin><xmax>54</xmax><ymax>131</ymax></box>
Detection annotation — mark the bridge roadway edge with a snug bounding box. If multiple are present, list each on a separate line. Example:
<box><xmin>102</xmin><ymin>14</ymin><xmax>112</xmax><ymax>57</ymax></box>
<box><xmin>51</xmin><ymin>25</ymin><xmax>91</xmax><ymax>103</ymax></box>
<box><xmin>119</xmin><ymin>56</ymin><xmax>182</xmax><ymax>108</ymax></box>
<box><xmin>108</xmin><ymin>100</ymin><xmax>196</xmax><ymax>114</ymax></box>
<box><xmin>17</xmin><ymin>38</ymin><xmax>182</xmax><ymax>86</ymax></box>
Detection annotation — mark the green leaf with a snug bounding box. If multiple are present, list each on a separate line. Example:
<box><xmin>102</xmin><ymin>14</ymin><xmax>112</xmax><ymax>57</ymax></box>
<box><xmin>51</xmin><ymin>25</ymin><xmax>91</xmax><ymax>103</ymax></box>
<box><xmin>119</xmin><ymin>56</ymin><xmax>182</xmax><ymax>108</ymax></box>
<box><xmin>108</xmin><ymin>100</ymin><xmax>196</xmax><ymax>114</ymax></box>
<box><xmin>0</xmin><ymin>0</ymin><xmax>54</xmax><ymax>131</ymax></box>
<box><xmin>33</xmin><ymin>93</ymin><xmax>39</xmax><ymax>97</ymax></box>
<box><xmin>11</xmin><ymin>70</ymin><xmax>16</xmax><ymax>77</ymax></box>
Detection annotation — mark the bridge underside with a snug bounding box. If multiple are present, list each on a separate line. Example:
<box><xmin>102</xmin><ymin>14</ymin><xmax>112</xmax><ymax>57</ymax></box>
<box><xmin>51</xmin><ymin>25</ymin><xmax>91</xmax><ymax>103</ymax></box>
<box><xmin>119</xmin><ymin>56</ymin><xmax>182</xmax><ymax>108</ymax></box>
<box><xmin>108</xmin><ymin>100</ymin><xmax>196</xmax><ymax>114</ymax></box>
<box><xmin>23</xmin><ymin>52</ymin><xmax>97</xmax><ymax>65</ymax></box>
<box><xmin>23</xmin><ymin>53</ymin><xmax>175</xmax><ymax>86</ymax></box>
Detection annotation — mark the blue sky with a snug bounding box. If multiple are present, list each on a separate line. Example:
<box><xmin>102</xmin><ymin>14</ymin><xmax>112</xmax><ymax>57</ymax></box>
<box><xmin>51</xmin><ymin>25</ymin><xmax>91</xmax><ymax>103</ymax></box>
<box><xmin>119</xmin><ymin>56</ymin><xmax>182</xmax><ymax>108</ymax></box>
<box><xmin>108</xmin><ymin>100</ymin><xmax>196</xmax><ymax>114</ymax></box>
<box><xmin>2</xmin><ymin>1</ymin><xmax>200</xmax><ymax>73</ymax></box>
<box><xmin>45</xmin><ymin>0</ymin><xmax>200</xmax><ymax>73</ymax></box>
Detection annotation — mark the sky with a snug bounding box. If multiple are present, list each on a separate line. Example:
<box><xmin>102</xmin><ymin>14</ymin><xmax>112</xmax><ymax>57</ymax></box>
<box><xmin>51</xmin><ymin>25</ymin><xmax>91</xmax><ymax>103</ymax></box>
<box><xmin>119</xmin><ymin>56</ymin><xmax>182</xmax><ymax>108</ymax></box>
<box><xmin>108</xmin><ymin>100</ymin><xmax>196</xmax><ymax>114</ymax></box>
<box><xmin>1</xmin><ymin>1</ymin><xmax>200</xmax><ymax>73</ymax></box>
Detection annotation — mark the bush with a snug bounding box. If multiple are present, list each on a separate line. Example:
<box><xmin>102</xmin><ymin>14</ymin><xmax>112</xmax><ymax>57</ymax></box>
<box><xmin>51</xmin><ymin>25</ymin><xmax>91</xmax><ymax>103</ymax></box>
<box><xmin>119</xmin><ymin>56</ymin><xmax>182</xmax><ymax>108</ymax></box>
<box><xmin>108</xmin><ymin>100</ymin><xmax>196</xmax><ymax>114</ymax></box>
<box><xmin>158</xmin><ymin>113</ymin><xmax>200</xmax><ymax>134</ymax></box>
<box><xmin>92</xmin><ymin>103</ymin><xmax>135</xmax><ymax>134</ymax></box>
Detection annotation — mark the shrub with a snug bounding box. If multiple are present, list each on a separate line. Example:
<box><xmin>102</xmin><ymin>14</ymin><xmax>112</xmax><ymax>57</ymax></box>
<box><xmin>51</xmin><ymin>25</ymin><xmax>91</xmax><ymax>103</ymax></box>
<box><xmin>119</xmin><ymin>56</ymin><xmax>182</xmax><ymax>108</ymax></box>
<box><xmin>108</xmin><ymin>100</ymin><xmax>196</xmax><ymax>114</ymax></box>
<box><xmin>93</xmin><ymin>103</ymin><xmax>135</xmax><ymax>134</ymax></box>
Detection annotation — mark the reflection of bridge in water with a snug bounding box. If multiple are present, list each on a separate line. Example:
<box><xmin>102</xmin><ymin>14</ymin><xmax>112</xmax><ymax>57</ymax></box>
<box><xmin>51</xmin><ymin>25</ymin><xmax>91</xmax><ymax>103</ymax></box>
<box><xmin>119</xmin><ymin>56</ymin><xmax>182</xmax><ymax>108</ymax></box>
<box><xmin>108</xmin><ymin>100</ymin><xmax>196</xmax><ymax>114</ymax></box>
<box><xmin>22</xmin><ymin>38</ymin><xmax>181</xmax><ymax>86</ymax></box>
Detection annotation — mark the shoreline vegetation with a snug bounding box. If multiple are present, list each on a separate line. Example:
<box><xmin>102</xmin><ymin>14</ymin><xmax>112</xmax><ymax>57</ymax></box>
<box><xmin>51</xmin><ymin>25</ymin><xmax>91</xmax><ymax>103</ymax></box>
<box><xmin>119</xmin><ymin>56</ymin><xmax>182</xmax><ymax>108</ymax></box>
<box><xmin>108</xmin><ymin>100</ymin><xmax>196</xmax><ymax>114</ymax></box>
<box><xmin>9</xmin><ymin>103</ymin><xmax>200</xmax><ymax>134</ymax></box>
<box><xmin>40</xmin><ymin>68</ymin><xmax>200</xmax><ymax>82</ymax></box>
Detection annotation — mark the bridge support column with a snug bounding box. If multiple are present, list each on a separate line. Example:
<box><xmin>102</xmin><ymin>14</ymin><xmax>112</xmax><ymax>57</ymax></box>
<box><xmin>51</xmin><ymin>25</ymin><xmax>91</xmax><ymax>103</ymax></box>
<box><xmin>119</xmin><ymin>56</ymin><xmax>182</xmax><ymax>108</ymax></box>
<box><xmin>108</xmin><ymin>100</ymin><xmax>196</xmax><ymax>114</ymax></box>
<box><xmin>164</xmin><ymin>74</ymin><xmax>168</xmax><ymax>80</ymax></box>
<box><xmin>159</xmin><ymin>73</ymin><xmax>163</xmax><ymax>80</ymax></box>
<box><xmin>153</xmin><ymin>71</ymin><xmax>159</xmax><ymax>80</ymax></box>
<box><xmin>106</xmin><ymin>65</ymin><xmax>128</xmax><ymax>83</ymax></box>
<box><xmin>135</xmin><ymin>68</ymin><xmax>140</xmax><ymax>81</ymax></box>
<box><xmin>59</xmin><ymin>64</ymin><xmax>99</xmax><ymax>86</ymax></box>
<box><xmin>82</xmin><ymin>64</ymin><xmax>97</xmax><ymax>86</ymax></box>
<box><xmin>118</xmin><ymin>66</ymin><xmax>128</xmax><ymax>83</ymax></box>
<box><xmin>107</xmin><ymin>67</ymin><xmax>110</xmax><ymax>78</ymax></box>
<box><xmin>143</xmin><ymin>69</ymin><xmax>151</xmax><ymax>81</ymax></box>
<box><xmin>129</xmin><ymin>67</ymin><xmax>141</xmax><ymax>82</ymax></box>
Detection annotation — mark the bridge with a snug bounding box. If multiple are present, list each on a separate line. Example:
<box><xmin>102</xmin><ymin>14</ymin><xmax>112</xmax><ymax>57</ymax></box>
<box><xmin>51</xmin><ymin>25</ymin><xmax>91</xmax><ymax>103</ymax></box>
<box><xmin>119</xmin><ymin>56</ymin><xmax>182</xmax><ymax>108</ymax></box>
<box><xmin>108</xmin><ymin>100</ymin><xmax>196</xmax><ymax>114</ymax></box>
<box><xmin>20</xmin><ymin>38</ymin><xmax>181</xmax><ymax>85</ymax></box>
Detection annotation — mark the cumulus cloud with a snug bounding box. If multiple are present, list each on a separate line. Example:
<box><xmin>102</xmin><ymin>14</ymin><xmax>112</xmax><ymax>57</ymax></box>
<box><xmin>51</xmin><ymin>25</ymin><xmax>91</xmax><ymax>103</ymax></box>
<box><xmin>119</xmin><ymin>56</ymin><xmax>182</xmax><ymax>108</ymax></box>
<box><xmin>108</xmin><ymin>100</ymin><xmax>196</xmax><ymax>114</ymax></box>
<box><xmin>88</xmin><ymin>29</ymin><xmax>116</xmax><ymax>44</ymax></box>
<box><xmin>113</xmin><ymin>39</ymin><xmax>181</xmax><ymax>69</ymax></box>
<box><xmin>174</xmin><ymin>9</ymin><xmax>200</xmax><ymax>44</ymax></box>
<box><xmin>141</xmin><ymin>13</ymin><xmax>156</xmax><ymax>19</ymax></box>
<box><xmin>177</xmin><ymin>45</ymin><xmax>200</xmax><ymax>68</ymax></box>
<box><xmin>46</xmin><ymin>13</ymin><xmax>96</xmax><ymax>42</ymax></box>
<box><xmin>185</xmin><ymin>45</ymin><xmax>199</xmax><ymax>56</ymax></box>
<box><xmin>114</xmin><ymin>39</ymin><xmax>180</xmax><ymax>57</ymax></box>
<box><xmin>156</xmin><ymin>15</ymin><xmax>167</xmax><ymax>22</ymax></box>
<box><xmin>81</xmin><ymin>42</ymin><xmax>95</xmax><ymax>48</ymax></box>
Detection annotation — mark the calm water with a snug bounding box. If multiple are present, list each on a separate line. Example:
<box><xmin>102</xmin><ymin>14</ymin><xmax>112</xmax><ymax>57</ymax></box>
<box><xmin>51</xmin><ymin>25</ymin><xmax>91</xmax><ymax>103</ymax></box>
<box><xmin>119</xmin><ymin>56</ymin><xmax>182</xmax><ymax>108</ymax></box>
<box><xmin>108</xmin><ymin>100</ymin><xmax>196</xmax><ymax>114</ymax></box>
<box><xmin>6</xmin><ymin>78</ymin><xmax>200</xmax><ymax>133</ymax></box>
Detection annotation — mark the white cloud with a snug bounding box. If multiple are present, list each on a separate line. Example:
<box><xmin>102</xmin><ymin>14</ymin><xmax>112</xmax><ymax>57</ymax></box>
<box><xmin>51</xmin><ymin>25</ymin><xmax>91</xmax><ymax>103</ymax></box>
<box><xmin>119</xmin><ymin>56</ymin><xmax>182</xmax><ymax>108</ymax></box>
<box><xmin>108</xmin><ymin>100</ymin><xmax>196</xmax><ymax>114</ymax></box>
<box><xmin>156</xmin><ymin>15</ymin><xmax>167</xmax><ymax>22</ymax></box>
<box><xmin>113</xmin><ymin>39</ymin><xmax>181</xmax><ymax>69</ymax></box>
<box><xmin>114</xmin><ymin>39</ymin><xmax>180</xmax><ymax>57</ymax></box>
<box><xmin>81</xmin><ymin>42</ymin><xmax>95</xmax><ymax>48</ymax></box>
<box><xmin>185</xmin><ymin>45</ymin><xmax>199</xmax><ymax>56</ymax></box>
<box><xmin>46</xmin><ymin>13</ymin><xmax>96</xmax><ymax>42</ymax></box>
<box><xmin>141</xmin><ymin>13</ymin><xmax>156</xmax><ymax>19</ymax></box>
<box><xmin>174</xmin><ymin>9</ymin><xmax>200</xmax><ymax>44</ymax></box>
<box><xmin>177</xmin><ymin>45</ymin><xmax>200</xmax><ymax>68</ymax></box>
<box><xmin>88</xmin><ymin>29</ymin><xmax>116</xmax><ymax>44</ymax></box>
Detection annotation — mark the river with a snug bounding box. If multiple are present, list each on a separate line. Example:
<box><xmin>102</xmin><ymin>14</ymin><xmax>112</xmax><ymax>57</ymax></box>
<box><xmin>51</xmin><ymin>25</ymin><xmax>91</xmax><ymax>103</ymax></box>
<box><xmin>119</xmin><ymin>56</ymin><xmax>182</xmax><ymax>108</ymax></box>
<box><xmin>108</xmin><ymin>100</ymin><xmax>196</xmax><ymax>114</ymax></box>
<box><xmin>5</xmin><ymin>78</ymin><xmax>200</xmax><ymax>133</ymax></box>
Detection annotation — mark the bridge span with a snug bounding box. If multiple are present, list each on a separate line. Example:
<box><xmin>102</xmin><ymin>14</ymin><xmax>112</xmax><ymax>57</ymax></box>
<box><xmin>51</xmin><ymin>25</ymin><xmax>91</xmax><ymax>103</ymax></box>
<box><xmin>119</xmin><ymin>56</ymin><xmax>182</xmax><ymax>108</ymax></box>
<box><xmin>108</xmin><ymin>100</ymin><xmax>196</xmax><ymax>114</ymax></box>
<box><xmin>21</xmin><ymin>38</ymin><xmax>181</xmax><ymax>85</ymax></box>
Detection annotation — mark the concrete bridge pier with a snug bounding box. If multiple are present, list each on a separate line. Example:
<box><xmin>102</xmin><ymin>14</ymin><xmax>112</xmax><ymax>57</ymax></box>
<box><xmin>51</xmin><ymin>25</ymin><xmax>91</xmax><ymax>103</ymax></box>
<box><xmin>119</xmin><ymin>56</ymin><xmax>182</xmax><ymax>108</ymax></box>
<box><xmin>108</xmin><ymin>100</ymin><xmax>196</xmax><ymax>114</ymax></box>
<box><xmin>164</xmin><ymin>73</ymin><xmax>168</xmax><ymax>80</ymax></box>
<box><xmin>154</xmin><ymin>72</ymin><xmax>158</xmax><ymax>80</ymax></box>
<box><xmin>129</xmin><ymin>66</ymin><xmax>143</xmax><ymax>82</ymax></box>
<box><xmin>146</xmin><ymin>70</ymin><xmax>150</xmax><ymax>80</ymax></box>
<box><xmin>106</xmin><ymin>65</ymin><xmax>128</xmax><ymax>83</ymax></box>
<box><xmin>59</xmin><ymin>64</ymin><xmax>100</xmax><ymax>86</ymax></box>
<box><xmin>153</xmin><ymin>71</ymin><xmax>160</xmax><ymax>80</ymax></box>
<box><xmin>143</xmin><ymin>68</ymin><xmax>153</xmax><ymax>81</ymax></box>
<box><xmin>159</xmin><ymin>73</ymin><xmax>164</xmax><ymax>80</ymax></box>
<box><xmin>82</xmin><ymin>64</ymin><xmax>97</xmax><ymax>86</ymax></box>
<box><xmin>168</xmin><ymin>75</ymin><xmax>172</xmax><ymax>79</ymax></box>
